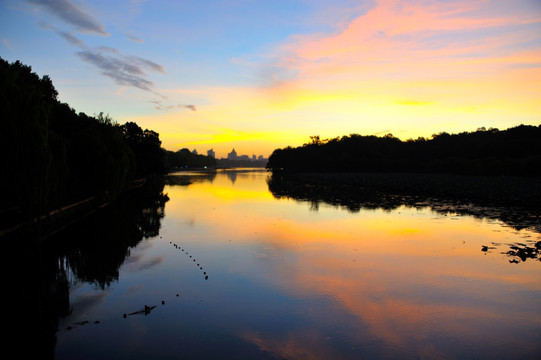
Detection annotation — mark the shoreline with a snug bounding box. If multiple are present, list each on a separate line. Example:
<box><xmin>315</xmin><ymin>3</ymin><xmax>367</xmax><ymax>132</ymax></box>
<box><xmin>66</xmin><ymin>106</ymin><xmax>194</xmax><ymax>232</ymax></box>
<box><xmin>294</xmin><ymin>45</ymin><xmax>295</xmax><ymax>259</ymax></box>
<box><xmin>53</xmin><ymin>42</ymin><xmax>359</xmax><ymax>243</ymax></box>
<box><xmin>0</xmin><ymin>178</ymin><xmax>148</xmax><ymax>247</ymax></box>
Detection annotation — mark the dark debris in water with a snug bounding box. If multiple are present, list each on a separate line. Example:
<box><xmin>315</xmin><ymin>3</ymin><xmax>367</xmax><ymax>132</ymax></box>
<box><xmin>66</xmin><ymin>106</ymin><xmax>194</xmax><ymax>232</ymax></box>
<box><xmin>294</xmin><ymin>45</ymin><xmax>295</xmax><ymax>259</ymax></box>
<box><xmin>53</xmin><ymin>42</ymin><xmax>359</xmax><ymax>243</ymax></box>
<box><xmin>505</xmin><ymin>241</ymin><xmax>541</xmax><ymax>263</ymax></box>
<box><xmin>60</xmin><ymin>300</ymin><xmax>168</xmax><ymax>332</ymax></box>
<box><xmin>169</xmin><ymin>240</ymin><xmax>209</xmax><ymax>279</ymax></box>
<box><xmin>482</xmin><ymin>241</ymin><xmax>541</xmax><ymax>264</ymax></box>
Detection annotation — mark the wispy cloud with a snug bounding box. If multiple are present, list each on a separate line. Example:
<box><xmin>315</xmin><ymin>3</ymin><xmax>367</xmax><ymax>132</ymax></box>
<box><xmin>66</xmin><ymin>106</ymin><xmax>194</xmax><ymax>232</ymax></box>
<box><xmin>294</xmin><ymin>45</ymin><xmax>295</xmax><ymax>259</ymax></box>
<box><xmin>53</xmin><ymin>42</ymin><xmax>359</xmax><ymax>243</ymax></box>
<box><xmin>125</xmin><ymin>32</ymin><xmax>144</xmax><ymax>43</ymax></box>
<box><xmin>38</xmin><ymin>21</ymin><xmax>86</xmax><ymax>47</ymax></box>
<box><xmin>179</xmin><ymin>104</ymin><xmax>197</xmax><ymax>111</ymax></box>
<box><xmin>1</xmin><ymin>38</ymin><xmax>11</xmax><ymax>50</ymax></box>
<box><xmin>28</xmin><ymin>0</ymin><xmax>171</xmax><ymax>98</ymax></box>
<box><xmin>150</xmin><ymin>100</ymin><xmax>197</xmax><ymax>111</ymax></box>
<box><xmin>76</xmin><ymin>47</ymin><xmax>164</xmax><ymax>92</ymax></box>
<box><xmin>26</xmin><ymin>0</ymin><xmax>109</xmax><ymax>36</ymax></box>
<box><xmin>57</xmin><ymin>31</ymin><xmax>85</xmax><ymax>46</ymax></box>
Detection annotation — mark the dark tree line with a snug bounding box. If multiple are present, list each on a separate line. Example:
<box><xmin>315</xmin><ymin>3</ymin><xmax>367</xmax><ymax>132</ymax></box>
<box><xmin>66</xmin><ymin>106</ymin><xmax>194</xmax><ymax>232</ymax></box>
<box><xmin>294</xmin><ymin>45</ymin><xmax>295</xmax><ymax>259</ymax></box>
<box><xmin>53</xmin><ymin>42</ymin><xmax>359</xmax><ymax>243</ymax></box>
<box><xmin>165</xmin><ymin>148</ymin><xmax>216</xmax><ymax>169</ymax></box>
<box><xmin>0</xmin><ymin>57</ymin><xmax>166</xmax><ymax>223</ymax></box>
<box><xmin>267</xmin><ymin>126</ymin><xmax>541</xmax><ymax>177</ymax></box>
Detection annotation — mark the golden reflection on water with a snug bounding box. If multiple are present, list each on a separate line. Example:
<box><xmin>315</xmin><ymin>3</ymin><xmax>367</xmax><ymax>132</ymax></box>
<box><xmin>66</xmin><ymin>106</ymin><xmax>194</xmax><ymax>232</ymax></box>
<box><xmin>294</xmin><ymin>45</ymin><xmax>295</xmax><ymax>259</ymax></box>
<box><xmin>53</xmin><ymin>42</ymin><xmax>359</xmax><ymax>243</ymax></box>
<box><xmin>163</xmin><ymin>170</ymin><xmax>541</xmax><ymax>358</ymax></box>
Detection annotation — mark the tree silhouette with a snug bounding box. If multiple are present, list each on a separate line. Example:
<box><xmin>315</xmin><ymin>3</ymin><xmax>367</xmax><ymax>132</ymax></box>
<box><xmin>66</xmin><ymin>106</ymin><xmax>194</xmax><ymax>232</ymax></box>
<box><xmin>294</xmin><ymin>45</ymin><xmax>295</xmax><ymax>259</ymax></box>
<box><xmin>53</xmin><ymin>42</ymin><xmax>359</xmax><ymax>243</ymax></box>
<box><xmin>120</xmin><ymin>122</ymin><xmax>166</xmax><ymax>177</ymax></box>
<box><xmin>267</xmin><ymin>126</ymin><xmax>541</xmax><ymax>177</ymax></box>
<box><xmin>0</xmin><ymin>57</ymin><xmax>167</xmax><ymax>231</ymax></box>
<box><xmin>165</xmin><ymin>148</ymin><xmax>217</xmax><ymax>169</ymax></box>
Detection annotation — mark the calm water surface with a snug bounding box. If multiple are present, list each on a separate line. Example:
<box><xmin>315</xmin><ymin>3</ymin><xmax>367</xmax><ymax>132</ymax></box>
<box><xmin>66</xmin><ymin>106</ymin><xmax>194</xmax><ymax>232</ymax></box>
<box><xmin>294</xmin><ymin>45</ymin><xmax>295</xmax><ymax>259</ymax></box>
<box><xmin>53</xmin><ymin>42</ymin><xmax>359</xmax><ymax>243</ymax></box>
<box><xmin>50</xmin><ymin>169</ymin><xmax>540</xmax><ymax>359</ymax></box>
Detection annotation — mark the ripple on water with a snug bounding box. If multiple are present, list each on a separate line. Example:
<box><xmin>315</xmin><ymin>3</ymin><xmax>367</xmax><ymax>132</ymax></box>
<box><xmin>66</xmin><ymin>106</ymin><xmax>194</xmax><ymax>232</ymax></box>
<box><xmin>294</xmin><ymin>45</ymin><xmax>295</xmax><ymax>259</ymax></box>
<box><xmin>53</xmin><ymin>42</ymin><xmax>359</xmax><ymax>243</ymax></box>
<box><xmin>264</xmin><ymin>292</ymin><xmax>347</xmax><ymax>332</ymax></box>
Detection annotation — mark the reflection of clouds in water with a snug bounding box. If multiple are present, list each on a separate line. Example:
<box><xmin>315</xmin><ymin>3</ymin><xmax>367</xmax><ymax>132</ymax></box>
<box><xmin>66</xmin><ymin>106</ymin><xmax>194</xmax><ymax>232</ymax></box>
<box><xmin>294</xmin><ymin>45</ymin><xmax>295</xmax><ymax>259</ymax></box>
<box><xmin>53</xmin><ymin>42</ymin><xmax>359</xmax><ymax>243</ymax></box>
<box><xmin>127</xmin><ymin>256</ymin><xmax>164</xmax><ymax>273</ymax></box>
<box><xmin>124</xmin><ymin>284</ymin><xmax>144</xmax><ymax>297</ymax></box>
<box><xmin>135</xmin><ymin>257</ymin><xmax>164</xmax><ymax>272</ymax></box>
<box><xmin>241</xmin><ymin>330</ymin><xmax>342</xmax><ymax>360</ymax></box>
<box><xmin>123</xmin><ymin>250</ymin><xmax>164</xmax><ymax>273</ymax></box>
<box><xmin>219</xmin><ymin>208</ymin><xmax>541</xmax><ymax>354</ymax></box>
<box><xmin>70</xmin><ymin>291</ymin><xmax>107</xmax><ymax>317</ymax></box>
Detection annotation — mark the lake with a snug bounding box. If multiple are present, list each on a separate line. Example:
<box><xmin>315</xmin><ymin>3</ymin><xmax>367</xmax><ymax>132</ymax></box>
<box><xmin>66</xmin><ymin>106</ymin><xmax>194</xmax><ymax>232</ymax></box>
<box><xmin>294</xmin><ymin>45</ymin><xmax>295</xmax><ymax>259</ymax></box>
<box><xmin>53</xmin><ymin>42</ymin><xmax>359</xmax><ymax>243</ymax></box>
<box><xmin>5</xmin><ymin>169</ymin><xmax>540</xmax><ymax>359</ymax></box>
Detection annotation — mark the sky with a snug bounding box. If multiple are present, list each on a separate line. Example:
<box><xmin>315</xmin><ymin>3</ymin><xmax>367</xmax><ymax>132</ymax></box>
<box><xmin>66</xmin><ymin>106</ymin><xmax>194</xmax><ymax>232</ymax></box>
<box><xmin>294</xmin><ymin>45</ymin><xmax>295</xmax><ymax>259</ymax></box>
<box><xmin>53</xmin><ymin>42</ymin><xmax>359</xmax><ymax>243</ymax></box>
<box><xmin>1</xmin><ymin>0</ymin><xmax>540</xmax><ymax>158</ymax></box>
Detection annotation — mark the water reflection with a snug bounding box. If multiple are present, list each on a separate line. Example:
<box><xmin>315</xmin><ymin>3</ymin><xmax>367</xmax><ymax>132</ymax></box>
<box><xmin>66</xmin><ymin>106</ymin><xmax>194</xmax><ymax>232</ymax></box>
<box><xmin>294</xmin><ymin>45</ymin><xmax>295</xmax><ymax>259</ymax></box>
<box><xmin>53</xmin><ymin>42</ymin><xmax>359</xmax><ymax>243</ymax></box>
<box><xmin>5</xmin><ymin>170</ymin><xmax>540</xmax><ymax>359</ymax></box>
<box><xmin>155</xmin><ymin>170</ymin><xmax>541</xmax><ymax>359</ymax></box>
<box><xmin>60</xmin><ymin>178</ymin><xmax>168</xmax><ymax>288</ymax></box>
<box><xmin>165</xmin><ymin>168</ymin><xmax>267</xmax><ymax>187</ymax></box>
<box><xmin>1</xmin><ymin>177</ymin><xmax>168</xmax><ymax>359</ymax></box>
<box><xmin>166</xmin><ymin>170</ymin><xmax>217</xmax><ymax>186</ymax></box>
<box><xmin>268</xmin><ymin>173</ymin><xmax>541</xmax><ymax>264</ymax></box>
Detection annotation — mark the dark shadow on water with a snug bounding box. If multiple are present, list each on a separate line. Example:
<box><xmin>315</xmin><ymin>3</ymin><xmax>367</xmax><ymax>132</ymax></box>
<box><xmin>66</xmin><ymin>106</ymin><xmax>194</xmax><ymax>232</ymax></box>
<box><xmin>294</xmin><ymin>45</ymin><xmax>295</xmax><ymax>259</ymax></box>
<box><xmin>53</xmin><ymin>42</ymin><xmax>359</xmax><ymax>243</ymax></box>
<box><xmin>0</xmin><ymin>176</ymin><xmax>169</xmax><ymax>359</ymax></box>
<box><xmin>268</xmin><ymin>172</ymin><xmax>541</xmax><ymax>264</ymax></box>
<box><xmin>165</xmin><ymin>168</ymin><xmax>267</xmax><ymax>186</ymax></box>
<box><xmin>166</xmin><ymin>170</ymin><xmax>217</xmax><ymax>186</ymax></box>
<box><xmin>55</xmin><ymin>177</ymin><xmax>169</xmax><ymax>288</ymax></box>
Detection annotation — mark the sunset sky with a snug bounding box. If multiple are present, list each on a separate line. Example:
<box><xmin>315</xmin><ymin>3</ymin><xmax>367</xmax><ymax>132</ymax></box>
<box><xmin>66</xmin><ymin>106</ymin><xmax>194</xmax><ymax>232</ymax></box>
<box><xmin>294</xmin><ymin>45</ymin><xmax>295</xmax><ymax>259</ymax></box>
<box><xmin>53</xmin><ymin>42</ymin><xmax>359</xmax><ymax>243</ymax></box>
<box><xmin>1</xmin><ymin>0</ymin><xmax>540</xmax><ymax>158</ymax></box>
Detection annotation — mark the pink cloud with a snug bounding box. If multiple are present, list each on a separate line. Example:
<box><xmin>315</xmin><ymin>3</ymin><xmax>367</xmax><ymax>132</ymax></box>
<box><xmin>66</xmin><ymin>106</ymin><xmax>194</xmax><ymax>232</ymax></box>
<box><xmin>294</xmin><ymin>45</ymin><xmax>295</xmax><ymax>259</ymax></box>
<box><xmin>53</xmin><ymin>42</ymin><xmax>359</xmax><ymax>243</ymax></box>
<box><xmin>275</xmin><ymin>0</ymin><xmax>541</xmax><ymax>83</ymax></box>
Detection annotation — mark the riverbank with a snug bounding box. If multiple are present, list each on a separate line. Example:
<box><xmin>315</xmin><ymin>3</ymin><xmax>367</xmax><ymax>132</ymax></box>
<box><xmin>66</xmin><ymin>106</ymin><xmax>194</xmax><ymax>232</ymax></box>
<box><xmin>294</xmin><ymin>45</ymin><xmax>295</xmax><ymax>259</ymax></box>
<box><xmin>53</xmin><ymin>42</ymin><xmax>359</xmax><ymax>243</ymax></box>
<box><xmin>0</xmin><ymin>178</ymin><xmax>147</xmax><ymax>247</ymax></box>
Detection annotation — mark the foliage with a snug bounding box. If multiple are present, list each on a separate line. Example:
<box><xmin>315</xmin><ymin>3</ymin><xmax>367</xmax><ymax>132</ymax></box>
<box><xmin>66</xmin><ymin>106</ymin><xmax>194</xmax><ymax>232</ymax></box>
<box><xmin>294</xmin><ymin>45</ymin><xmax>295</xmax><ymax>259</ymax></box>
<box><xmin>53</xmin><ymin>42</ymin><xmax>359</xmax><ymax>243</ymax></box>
<box><xmin>267</xmin><ymin>126</ymin><xmax>541</xmax><ymax>177</ymax></box>
<box><xmin>1</xmin><ymin>57</ymin><xmax>64</xmax><ymax>218</ymax></box>
<box><xmin>119</xmin><ymin>122</ymin><xmax>166</xmax><ymax>177</ymax></box>
<box><xmin>0</xmin><ymin>57</ymin><xmax>166</xmax><ymax>222</ymax></box>
<box><xmin>165</xmin><ymin>148</ymin><xmax>217</xmax><ymax>169</ymax></box>
<box><xmin>48</xmin><ymin>104</ymin><xmax>135</xmax><ymax>201</ymax></box>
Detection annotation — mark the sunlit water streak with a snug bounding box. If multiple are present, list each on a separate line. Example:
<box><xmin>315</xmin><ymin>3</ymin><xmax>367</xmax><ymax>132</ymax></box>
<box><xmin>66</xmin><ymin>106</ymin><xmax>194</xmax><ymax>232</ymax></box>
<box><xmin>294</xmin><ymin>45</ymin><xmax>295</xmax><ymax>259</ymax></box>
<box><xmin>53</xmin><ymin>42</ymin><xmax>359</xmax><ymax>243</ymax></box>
<box><xmin>53</xmin><ymin>169</ymin><xmax>541</xmax><ymax>359</ymax></box>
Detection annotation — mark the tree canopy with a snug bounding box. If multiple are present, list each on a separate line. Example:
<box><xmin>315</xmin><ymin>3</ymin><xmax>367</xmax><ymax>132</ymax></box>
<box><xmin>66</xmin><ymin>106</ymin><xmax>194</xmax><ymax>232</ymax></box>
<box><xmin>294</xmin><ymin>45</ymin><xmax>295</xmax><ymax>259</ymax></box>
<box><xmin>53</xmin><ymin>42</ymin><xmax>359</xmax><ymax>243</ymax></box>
<box><xmin>0</xmin><ymin>57</ymin><xmax>166</xmax><ymax>221</ymax></box>
<box><xmin>267</xmin><ymin>126</ymin><xmax>541</xmax><ymax>177</ymax></box>
<box><xmin>165</xmin><ymin>148</ymin><xmax>217</xmax><ymax>169</ymax></box>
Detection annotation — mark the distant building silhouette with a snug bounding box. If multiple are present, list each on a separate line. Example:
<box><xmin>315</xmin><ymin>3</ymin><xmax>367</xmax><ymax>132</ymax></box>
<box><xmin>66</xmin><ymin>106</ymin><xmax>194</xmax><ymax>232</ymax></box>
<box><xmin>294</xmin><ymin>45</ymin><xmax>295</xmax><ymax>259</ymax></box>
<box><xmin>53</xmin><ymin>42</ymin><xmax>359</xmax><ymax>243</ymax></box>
<box><xmin>227</xmin><ymin>148</ymin><xmax>238</xmax><ymax>160</ymax></box>
<box><xmin>215</xmin><ymin>148</ymin><xmax>268</xmax><ymax>168</ymax></box>
<box><xmin>207</xmin><ymin>149</ymin><xmax>215</xmax><ymax>158</ymax></box>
